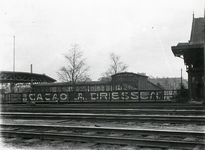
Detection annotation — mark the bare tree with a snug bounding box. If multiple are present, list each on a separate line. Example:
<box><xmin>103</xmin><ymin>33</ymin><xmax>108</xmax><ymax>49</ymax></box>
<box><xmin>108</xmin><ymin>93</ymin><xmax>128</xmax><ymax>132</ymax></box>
<box><xmin>102</xmin><ymin>53</ymin><xmax>128</xmax><ymax>78</ymax></box>
<box><xmin>57</xmin><ymin>44</ymin><xmax>89</xmax><ymax>91</ymax></box>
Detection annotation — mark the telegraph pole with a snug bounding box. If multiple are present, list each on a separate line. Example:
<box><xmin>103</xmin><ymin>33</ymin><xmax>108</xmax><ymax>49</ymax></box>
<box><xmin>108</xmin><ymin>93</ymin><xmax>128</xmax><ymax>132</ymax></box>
<box><xmin>11</xmin><ymin>36</ymin><xmax>15</xmax><ymax>93</ymax></box>
<box><xmin>204</xmin><ymin>10</ymin><xmax>205</xmax><ymax>101</ymax></box>
<box><xmin>13</xmin><ymin>36</ymin><xmax>15</xmax><ymax>72</ymax></box>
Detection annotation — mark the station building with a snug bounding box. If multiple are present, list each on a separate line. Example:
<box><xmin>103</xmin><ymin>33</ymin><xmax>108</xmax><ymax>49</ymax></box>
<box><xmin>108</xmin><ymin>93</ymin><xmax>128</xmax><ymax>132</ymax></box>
<box><xmin>171</xmin><ymin>15</ymin><xmax>204</xmax><ymax>100</ymax></box>
<box><xmin>0</xmin><ymin>71</ymin><xmax>56</xmax><ymax>93</ymax></box>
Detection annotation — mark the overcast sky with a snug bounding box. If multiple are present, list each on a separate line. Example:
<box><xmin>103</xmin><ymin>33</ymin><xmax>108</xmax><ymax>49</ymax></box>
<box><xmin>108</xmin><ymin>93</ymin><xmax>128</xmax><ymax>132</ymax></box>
<box><xmin>0</xmin><ymin>0</ymin><xmax>204</xmax><ymax>81</ymax></box>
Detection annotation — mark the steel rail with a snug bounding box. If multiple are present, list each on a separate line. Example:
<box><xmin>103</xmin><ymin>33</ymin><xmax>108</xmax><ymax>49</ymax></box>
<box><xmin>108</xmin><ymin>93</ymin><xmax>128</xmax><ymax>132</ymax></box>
<box><xmin>1</xmin><ymin>123</ymin><xmax>204</xmax><ymax>137</ymax></box>
<box><xmin>2</xmin><ymin>102</ymin><xmax>204</xmax><ymax>107</ymax></box>
<box><xmin>2</xmin><ymin>104</ymin><xmax>204</xmax><ymax>108</ymax></box>
<box><xmin>2</xmin><ymin>112</ymin><xmax>205</xmax><ymax>119</ymax></box>
<box><xmin>1</xmin><ymin>129</ymin><xmax>204</xmax><ymax>149</ymax></box>
<box><xmin>1</xmin><ymin>113</ymin><xmax>205</xmax><ymax>123</ymax></box>
<box><xmin>2</xmin><ymin>108</ymin><xmax>205</xmax><ymax>115</ymax></box>
<box><xmin>2</xmin><ymin>112</ymin><xmax>205</xmax><ymax>117</ymax></box>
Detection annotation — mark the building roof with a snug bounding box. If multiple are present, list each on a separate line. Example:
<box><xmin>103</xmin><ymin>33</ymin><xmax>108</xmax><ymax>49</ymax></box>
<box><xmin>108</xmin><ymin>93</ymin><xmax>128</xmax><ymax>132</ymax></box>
<box><xmin>0</xmin><ymin>71</ymin><xmax>56</xmax><ymax>83</ymax></box>
<box><xmin>111</xmin><ymin>72</ymin><xmax>148</xmax><ymax>78</ymax></box>
<box><xmin>147</xmin><ymin>81</ymin><xmax>164</xmax><ymax>90</ymax></box>
<box><xmin>33</xmin><ymin>80</ymin><xmax>111</xmax><ymax>87</ymax></box>
<box><xmin>171</xmin><ymin>16</ymin><xmax>204</xmax><ymax>66</ymax></box>
<box><xmin>171</xmin><ymin>16</ymin><xmax>204</xmax><ymax>55</ymax></box>
<box><xmin>190</xmin><ymin>17</ymin><xmax>204</xmax><ymax>44</ymax></box>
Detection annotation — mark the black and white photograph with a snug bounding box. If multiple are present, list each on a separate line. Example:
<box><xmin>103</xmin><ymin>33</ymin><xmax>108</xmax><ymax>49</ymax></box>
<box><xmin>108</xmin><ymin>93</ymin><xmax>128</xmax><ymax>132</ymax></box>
<box><xmin>0</xmin><ymin>0</ymin><xmax>205</xmax><ymax>149</ymax></box>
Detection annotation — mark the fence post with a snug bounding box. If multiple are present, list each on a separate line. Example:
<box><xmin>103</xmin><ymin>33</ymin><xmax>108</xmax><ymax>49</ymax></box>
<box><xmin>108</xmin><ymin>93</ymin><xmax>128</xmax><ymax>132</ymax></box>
<box><xmin>96</xmin><ymin>92</ymin><xmax>98</xmax><ymax>102</ymax></box>
<box><xmin>110</xmin><ymin>91</ymin><xmax>112</xmax><ymax>102</ymax></box>
<box><xmin>139</xmin><ymin>91</ymin><xmax>141</xmax><ymax>102</ymax></box>
<box><xmin>21</xmin><ymin>93</ymin><xmax>23</xmax><ymax>103</ymax></box>
<box><xmin>9</xmin><ymin>93</ymin><xmax>11</xmax><ymax>103</ymax></box>
<box><xmin>68</xmin><ymin>92</ymin><xmax>70</xmax><ymax>102</ymax></box>
<box><xmin>124</xmin><ymin>91</ymin><xmax>126</xmax><ymax>102</ymax></box>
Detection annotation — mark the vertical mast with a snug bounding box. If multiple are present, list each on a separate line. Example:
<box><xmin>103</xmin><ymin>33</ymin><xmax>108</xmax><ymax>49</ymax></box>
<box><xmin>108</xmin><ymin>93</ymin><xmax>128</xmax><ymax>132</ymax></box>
<box><xmin>204</xmin><ymin>9</ymin><xmax>205</xmax><ymax>101</ymax></box>
<box><xmin>13</xmin><ymin>36</ymin><xmax>15</xmax><ymax>72</ymax></box>
<box><xmin>31</xmin><ymin>64</ymin><xmax>33</xmax><ymax>73</ymax></box>
<box><xmin>11</xmin><ymin>36</ymin><xmax>15</xmax><ymax>93</ymax></box>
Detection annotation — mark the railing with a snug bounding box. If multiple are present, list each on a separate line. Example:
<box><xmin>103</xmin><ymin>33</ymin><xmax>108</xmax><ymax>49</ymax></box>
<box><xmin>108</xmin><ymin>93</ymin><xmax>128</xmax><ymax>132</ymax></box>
<box><xmin>0</xmin><ymin>93</ymin><xmax>27</xmax><ymax>103</ymax></box>
<box><xmin>1</xmin><ymin>90</ymin><xmax>187</xmax><ymax>104</ymax></box>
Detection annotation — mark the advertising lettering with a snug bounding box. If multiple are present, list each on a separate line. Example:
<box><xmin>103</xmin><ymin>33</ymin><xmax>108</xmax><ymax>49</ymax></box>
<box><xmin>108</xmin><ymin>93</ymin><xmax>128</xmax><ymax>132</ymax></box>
<box><xmin>27</xmin><ymin>91</ymin><xmax>163</xmax><ymax>102</ymax></box>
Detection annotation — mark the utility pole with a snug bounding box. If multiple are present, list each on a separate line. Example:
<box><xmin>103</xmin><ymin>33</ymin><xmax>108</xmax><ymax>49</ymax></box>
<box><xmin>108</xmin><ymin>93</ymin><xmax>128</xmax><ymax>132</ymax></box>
<box><xmin>13</xmin><ymin>36</ymin><xmax>15</xmax><ymax>72</ymax></box>
<box><xmin>31</xmin><ymin>64</ymin><xmax>33</xmax><ymax>73</ymax></box>
<box><xmin>11</xmin><ymin>36</ymin><xmax>15</xmax><ymax>93</ymax></box>
<box><xmin>204</xmin><ymin>10</ymin><xmax>205</xmax><ymax>101</ymax></box>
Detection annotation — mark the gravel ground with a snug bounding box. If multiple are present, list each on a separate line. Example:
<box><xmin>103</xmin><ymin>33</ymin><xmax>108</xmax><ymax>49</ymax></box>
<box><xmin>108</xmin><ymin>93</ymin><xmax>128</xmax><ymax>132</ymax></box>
<box><xmin>1</xmin><ymin>137</ymin><xmax>190</xmax><ymax>150</ymax></box>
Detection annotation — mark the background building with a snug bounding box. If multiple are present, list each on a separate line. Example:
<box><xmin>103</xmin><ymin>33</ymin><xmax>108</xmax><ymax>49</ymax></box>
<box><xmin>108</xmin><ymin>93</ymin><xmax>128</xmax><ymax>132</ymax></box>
<box><xmin>33</xmin><ymin>72</ymin><xmax>163</xmax><ymax>93</ymax></box>
<box><xmin>149</xmin><ymin>77</ymin><xmax>188</xmax><ymax>90</ymax></box>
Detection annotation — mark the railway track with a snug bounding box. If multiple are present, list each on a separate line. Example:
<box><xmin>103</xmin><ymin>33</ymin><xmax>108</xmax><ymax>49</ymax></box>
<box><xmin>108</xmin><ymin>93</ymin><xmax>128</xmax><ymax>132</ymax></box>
<box><xmin>2</xmin><ymin>102</ymin><xmax>204</xmax><ymax>109</ymax></box>
<box><xmin>1</xmin><ymin>123</ymin><xmax>204</xmax><ymax>149</ymax></box>
<box><xmin>2</xmin><ymin>103</ymin><xmax>205</xmax><ymax>116</ymax></box>
<box><xmin>1</xmin><ymin>112</ymin><xmax>205</xmax><ymax>124</ymax></box>
<box><xmin>2</xmin><ymin>108</ymin><xmax>205</xmax><ymax>115</ymax></box>
<box><xmin>2</xmin><ymin>103</ymin><xmax>204</xmax><ymax>149</ymax></box>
